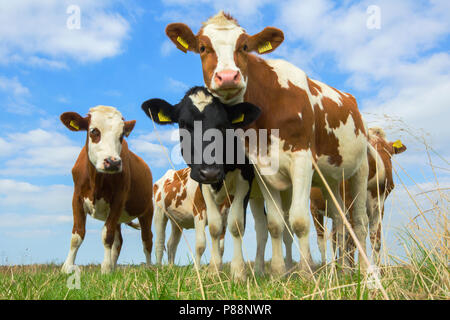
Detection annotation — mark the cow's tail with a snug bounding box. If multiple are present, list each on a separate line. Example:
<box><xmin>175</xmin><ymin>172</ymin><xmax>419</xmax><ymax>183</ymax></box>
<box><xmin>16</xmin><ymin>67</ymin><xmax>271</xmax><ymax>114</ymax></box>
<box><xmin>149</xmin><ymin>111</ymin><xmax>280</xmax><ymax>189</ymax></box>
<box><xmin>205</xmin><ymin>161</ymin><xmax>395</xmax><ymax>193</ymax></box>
<box><xmin>126</xmin><ymin>221</ymin><xmax>141</xmax><ymax>230</ymax></box>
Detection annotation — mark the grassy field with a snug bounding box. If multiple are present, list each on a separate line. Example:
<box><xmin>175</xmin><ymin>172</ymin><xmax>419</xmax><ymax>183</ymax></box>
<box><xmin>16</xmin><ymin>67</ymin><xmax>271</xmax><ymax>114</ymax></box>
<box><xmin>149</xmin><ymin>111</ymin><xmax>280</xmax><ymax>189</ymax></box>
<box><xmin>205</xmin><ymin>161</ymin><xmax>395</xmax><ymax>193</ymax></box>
<box><xmin>0</xmin><ymin>243</ymin><xmax>448</xmax><ymax>300</ymax></box>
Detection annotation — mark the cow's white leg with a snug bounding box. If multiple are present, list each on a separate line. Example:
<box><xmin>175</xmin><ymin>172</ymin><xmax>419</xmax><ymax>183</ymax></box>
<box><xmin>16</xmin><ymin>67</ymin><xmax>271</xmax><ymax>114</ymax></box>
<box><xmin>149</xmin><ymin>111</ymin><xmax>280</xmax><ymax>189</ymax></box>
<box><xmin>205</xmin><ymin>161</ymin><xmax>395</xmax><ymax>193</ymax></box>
<box><xmin>194</xmin><ymin>214</ymin><xmax>207</xmax><ymax>268</ymax></box>
<box><xmin>154</xmin><ymin>206</ymin><xmax>168</xmax><ymax>265</ymax></box>
<box><xmin>101</xmin><ymin>225</ymin><xmax>115</xmax><ymax>274</ymax></box>
<box><xmin>289</xmin><ymin>151</ymin><xmax>314</xmax><ymax>272</ymax></box>
<box><xmin>227</xmin><ymin>174</ymin><xmax>250</xmax><ymax>281</ymax></box>
<box><xmin>167</xmin><ymin>221</ymin><xmax>182</xmax><ymax>265</ymax></box>
<box><xmin>62</xmin><ymin>197</ymin><xmax>86</xmax><ymax>274</ymax></box>
<box><xmin>349</xmin><ymin>152</ymin><xmax>370</xmax><ymax>271</ymax></box>
<box><xmin>111</xmin><ymin>224</ymin><xmax>123</xmax><ymax>268</ymax></box>
<box><xmin>250</xmin><ymin>197</ymin><xmax>268</xmax><ymax>275</ymax></box>
<box><xmin>62</xmin><ymin>233</ymin><xmax>83</xmax><ymax>274</ymax></box>
<box><xmin>255</xmin><ymin>173</ymin><xmax>285</xmax><ymax>276</ymax></box>
<box><xmin>368</xmin><ymin>192</ymin><xmax>384</xmax><ymax>264</ymax></box>
<box><xmin>202</xmin><ymin>185</ymin><xmax>224</xmax><ymax>273</ymax></box>
<box><xmin>281</xmin><ymin>189</ymin><xmax>294</xmax><ymax>271</ymax></box>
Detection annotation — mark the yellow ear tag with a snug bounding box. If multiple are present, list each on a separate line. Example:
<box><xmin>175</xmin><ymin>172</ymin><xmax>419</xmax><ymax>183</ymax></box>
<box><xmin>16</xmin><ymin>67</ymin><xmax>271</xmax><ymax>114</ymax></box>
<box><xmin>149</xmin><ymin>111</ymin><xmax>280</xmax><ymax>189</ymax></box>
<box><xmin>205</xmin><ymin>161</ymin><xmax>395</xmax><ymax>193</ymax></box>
<box><xmin>157</xmin><ymin>110</ymin><xmax>171</xmax><ymax>122</ymax></box>
<box><xmin>69</xmin><ymin>120</ymin><xmax>79</xmax><ymax>130</ymax></box>
<box><xmin>258</xmin><ymin>41</ymin><xmax>272</xmax><ymax>54</ymax></box>
<box><xmin>177</xmin><ymin>36</ymin><xmax>189</xmax><ymax>50</ymax></box>
<box><xmin>393</xmin><ymin>140</ymin><xmax>403</xmax><ymax>148</ymax></box>
<box><xmin>232</xmin><ymin>113</ymin><xmax>245</xmax><ymax>124</ymax></box>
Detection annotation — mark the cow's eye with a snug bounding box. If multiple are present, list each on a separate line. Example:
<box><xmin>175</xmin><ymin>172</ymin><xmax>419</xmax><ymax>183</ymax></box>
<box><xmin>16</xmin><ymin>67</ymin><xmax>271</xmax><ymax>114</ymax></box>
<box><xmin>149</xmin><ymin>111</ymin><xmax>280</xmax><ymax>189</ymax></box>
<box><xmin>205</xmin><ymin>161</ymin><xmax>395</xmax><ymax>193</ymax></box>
<box><xmin>200</xmin><ymin>46</ymin><xmax>206</xmax><ymax>53</ymax></box>
<box><xmin>242</xmin><ymin>44</ymin><xmax>248</xmax><ymax>52</ymax></box>
<box><xmin>119</xmin><ymin>133</ymin><xmax>124</xmax><ymax>143</ymax></box>
<box><xmin>89</xmin><ymin>128</ymin><xmax>101</xmax><ymax>143</ymax></box>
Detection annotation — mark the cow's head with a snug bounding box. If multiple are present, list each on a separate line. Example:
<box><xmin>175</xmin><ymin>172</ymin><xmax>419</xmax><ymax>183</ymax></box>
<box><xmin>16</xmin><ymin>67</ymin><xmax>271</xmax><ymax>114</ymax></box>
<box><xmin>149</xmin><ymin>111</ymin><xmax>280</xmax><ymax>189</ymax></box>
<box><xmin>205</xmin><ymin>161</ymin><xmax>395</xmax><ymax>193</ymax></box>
<box><xmin>369</xmin><ymin>127</ymin><xmax>407</xmax><ymax>157</ymax></box>
<box><xmin>142</xmin><ymin>87</ymin><xmax>260</xmax><ymax>184</ymax></box>
<box><xmin>165</xmin><ymin>11</ymin><xmax>284</xmax><ymax>105</ymax></box>
<box><xmin>60</xmin><ymin>106</ymin><xmax>136</xmax><ymax>173</ymax></box>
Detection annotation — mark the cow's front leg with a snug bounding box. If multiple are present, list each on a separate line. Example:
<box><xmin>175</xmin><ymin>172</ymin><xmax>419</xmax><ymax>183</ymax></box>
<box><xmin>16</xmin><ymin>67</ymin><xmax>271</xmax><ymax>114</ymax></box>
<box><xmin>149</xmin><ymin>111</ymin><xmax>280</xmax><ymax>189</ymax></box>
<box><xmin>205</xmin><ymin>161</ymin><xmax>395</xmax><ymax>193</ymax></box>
<box><xmin>194</xmin><ymin>214</ymin><xmax>207</xmax><ymax>268</ymax></box>
<box><xmin>250</xmin><ymin>197</ymin><xmax>268</xmax><ymax>275</ymax></box>
<box><xmin>62</xmin><ymin>195</ymin><xmax>86</xmax><ymax>274</ymax></box>
<box><xmin>255</xmin><ymin>173</ymin><xmax>285</xmax><ymax>276</ymax></box>
<box><xmin>101</xmin><ymin>204</ymin><xmax>122</xmax><ymax>274</ymax></box>
<box><xmin>289</xmin><ymin>151</ymin><xmax>314</xmax><ymax>273</ymax></box>
<box><xmin>227</xmin><ymin>174</ymin><xmax>250</xmax><ymax>282</ymax></box>
<box><xmin>202</xmin><ymin>185</ymin><xmax>223</xmax><ymax>273</ymax></box>
<box><xmin>111</xmin><ymin>224</ymin><xmax>123</xmax><ymax>268</ymax></box>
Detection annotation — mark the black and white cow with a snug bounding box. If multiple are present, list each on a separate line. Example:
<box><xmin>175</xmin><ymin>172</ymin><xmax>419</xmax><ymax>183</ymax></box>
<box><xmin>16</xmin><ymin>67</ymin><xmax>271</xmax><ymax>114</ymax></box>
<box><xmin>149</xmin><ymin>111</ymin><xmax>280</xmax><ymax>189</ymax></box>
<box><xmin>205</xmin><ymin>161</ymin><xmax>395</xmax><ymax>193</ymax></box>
<box><xmin>142</xmin><ymin>86</ymin><xmax>261</xmax><ymax>280</ymax></box>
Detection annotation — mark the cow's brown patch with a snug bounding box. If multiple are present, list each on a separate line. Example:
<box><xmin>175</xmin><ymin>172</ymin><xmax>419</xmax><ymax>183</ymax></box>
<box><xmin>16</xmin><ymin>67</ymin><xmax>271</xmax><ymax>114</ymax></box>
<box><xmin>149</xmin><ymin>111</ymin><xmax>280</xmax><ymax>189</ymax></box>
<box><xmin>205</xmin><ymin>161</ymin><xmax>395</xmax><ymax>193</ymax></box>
<box><xmin>193</xmin><ymin>186</ymin><xmax>206</xmax><ymax>220</ymax></box>
<box><xmin>163</xmin><ymin>168</ymin><xmax>190</xmax><ymax>209</ymax></box>
<box><xmin>243</xmin><ymin>55</ymin><xmax>315</xmax><ymax>153</ymax></box>
<box><xmin>308</xmin><ymin>79</ymin><xmax>322</xmax><ymax>96</ymax></box>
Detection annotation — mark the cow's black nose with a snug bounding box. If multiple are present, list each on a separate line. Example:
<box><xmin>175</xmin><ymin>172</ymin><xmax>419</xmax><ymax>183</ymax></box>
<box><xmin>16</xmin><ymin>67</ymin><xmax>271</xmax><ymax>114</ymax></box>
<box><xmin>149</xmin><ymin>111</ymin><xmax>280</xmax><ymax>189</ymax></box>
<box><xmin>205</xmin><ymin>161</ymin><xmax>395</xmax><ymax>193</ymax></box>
<box><xmin>199</xmin><ymin>167</ymin><xmax>221</xmax><ymax>183</ymax></box>
<box><xmin>104</xmin><ymin>157</ymin><xmax>122</xmax><ymax>171</ymax></box>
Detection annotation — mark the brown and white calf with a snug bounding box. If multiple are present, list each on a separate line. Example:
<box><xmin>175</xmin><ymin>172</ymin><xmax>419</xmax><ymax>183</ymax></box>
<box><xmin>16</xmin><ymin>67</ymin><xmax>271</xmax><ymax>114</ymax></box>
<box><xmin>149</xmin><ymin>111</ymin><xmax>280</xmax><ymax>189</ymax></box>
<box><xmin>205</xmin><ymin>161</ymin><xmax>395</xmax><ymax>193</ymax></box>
<box><xmin>165</xmin><ymin>11</ymin><xmax>370</xmax><ymax>273</ymax></box>
<box><xmin>60</xmin><ymin>106</ymin><xmax>154</xmax><ymax>274</ymax></box>
<box><xmin>153</xmin><ymin>167</ymin><xmax>230</xmax><ymax>266</ymax></box>
<box><xmin>310</xmin><ymin>127</ymin><xmax>406</xmax><ymax>265</ymax></box>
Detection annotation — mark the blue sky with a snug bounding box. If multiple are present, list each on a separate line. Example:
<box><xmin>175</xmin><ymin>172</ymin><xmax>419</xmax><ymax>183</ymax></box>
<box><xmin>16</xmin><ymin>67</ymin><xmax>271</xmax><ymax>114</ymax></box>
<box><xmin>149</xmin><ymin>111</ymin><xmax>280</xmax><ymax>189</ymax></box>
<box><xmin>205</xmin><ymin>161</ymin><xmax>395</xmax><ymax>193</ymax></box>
<box><xmin>0</xmin><ymin>0</ymin><xmax>448</xmax><ymax>266</ymax></box>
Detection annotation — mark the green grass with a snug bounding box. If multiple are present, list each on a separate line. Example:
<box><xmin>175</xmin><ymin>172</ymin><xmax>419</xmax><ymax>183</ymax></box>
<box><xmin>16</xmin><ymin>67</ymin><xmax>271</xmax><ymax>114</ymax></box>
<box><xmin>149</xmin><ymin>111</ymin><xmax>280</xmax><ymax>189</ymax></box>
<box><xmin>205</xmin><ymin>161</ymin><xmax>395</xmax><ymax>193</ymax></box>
<box><xmin>0</xmin><ymin>257</ymin><xmax>447</xmax><ymax>300</ymax></box>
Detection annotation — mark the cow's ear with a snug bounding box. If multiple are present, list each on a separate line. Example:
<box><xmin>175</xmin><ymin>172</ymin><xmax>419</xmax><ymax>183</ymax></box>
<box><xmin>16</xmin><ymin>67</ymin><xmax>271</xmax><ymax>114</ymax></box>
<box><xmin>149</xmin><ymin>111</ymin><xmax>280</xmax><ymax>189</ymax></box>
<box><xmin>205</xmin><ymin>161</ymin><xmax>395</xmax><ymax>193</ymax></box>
<box><xmin>227</xmin><ymin>102</ymin><xmax>261</xmax><ymax>128</ymax></box>
<box><xmin>392</xmin><ymin>140</ymin><xmax>407</xmax><ymax>154</ymax></box>
<box><xmin>141</xmin><ymin>99</ymin><xmax>177</xmax><ymax>125</ymax></box>
<box><xmin>60</xmin><ymin>112</ymin><xmax>89</xmax><ymax>131</ymax></box>
<box><xmin>247</xmin><ymin>27</ymin><xmax>284</xmax><ymax>55</ymax></box>
<box><xmin>124</xmin><ymin>120</ymin><xmax>136</xmax><ymax>137</ymax></box>
<box><xmin>166</xmin><ymin>23</ymin><xmax>199</xmax><ymax>53</ymax></box>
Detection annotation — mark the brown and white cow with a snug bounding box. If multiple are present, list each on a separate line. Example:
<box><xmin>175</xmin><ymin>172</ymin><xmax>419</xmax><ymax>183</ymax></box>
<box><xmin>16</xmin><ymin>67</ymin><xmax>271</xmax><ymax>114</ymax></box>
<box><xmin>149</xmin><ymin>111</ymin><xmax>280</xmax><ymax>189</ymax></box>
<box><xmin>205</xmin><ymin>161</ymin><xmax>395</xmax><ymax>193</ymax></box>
<box><xmin>310</xmin><ymin>127</ymin><xmax>406</xmax><ymax>266</ymax></box>
<box><xmin>153</xmin><ymin>167</ymin><xmax>230</xmax><ymax>266</ymax></box>
<box><xmin>60</xmin><ymin>106</ymin><xmax>154</xmax><ymax>274</ymax></box>
<box><xmin>165</xmin><ymin>11</ymin><xmax>370</xmax><ymax>273</ymax></box>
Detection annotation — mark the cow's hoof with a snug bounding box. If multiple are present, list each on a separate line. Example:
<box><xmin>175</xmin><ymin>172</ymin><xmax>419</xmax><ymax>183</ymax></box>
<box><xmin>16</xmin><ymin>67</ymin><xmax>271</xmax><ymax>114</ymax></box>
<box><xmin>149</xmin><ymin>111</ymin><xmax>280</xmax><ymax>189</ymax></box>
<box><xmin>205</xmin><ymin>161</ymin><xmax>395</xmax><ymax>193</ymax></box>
<box><xmin>230</xmin><ymin>262</ymin><xmax>246</xmax><ymax>282</ymax></box>
<box><xmin>101</xmin><ymin>262</ymin><xmax>114</xmax><ymax>274</ymax></box>
<box><xmin>254</xmin><ymin>261</ymin><xmax>265</xmax><ymax>276</ymax></box>
<box><xmin>61</xmin><ymin>263</ymin><xmax>74</xmax><ymax>274</ymax></box>
<box><xmin>271</xmin><ymin>260</ymin><xmax>286</xmax><ymax>277</ymax></box>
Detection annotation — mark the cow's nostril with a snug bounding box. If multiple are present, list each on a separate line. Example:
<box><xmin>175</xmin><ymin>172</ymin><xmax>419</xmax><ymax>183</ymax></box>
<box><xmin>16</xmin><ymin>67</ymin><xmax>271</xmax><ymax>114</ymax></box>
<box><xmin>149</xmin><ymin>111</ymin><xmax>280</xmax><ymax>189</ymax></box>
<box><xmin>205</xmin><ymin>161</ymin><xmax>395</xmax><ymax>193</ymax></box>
<box><xmin>199</xmin><ymin>168</ymin><xmax>221</xmax><ymax>183</ymax></box>
<box><xmin>104</xmin><ymin>157</ymin><xmax>122</xmax><ymax>171</ymax></box>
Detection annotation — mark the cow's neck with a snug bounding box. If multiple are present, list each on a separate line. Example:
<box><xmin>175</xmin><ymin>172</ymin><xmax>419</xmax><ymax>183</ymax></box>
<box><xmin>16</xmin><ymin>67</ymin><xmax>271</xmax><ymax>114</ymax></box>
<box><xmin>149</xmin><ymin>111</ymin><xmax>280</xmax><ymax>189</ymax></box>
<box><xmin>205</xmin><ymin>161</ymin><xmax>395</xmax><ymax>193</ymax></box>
<box><xmin>243</xmin><ymin>54</ymin><xmax>314</xmax><ymax>152</ymax></box>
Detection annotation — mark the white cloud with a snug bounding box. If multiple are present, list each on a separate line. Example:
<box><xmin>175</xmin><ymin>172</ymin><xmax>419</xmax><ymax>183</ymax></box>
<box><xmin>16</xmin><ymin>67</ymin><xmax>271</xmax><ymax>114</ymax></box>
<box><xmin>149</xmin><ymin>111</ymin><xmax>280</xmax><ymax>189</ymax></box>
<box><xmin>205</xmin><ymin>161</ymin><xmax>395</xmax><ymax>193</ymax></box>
<box><xmin>166</xmin><ymin>77</ymin><xmax>190</xmax><ymax>93</ymax></box>
<box><xmin>0</xmin><ymin>0</ymin><xmax>131</xmax><ymax>68</ymax></box>
<box><xmin>0</xmin><ymin>128</ymin><xmax>80</xmax><ymax>177</ymax></box>
<box><xmin>0</xmin><ymin>75</ymin><xmax>41</xmax><ymax>115</ymax></box>
<box><xmin>129</xmin><ymin>128</ymin><xmax>182</xmax><ymax>168</ymax></box>
<box><xmin>0</xmin><ymin>76</ymin><xmax>30</xmax><ymax>96</ymax></box>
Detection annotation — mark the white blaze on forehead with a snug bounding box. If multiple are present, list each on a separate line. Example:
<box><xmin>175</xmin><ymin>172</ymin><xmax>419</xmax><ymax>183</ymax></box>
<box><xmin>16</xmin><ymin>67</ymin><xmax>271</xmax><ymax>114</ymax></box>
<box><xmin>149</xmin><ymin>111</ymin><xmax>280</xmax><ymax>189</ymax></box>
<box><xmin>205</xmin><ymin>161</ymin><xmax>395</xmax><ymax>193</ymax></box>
<box><xmin>189</xmin><ymin>90</ymin><xmax>213</xmax><ymax>112</ymax></box>
<box><xmin>202</xmin><ymin>12</ymin><xmax>245</xmax><ymax>78</ymax></box>
<box><xmin>87</xmin><ymin>105</ymin><xmax>124</xmax><ymax>172</ymax></box>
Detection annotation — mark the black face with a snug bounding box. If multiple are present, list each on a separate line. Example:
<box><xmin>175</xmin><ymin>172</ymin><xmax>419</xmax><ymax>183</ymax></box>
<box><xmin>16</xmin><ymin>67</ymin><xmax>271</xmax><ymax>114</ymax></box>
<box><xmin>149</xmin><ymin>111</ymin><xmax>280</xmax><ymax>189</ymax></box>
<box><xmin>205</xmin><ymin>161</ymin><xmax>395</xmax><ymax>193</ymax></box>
<box><xmin>142</xmin><ymin>86</ymin><xmax>261</xmax><ymax>184</ymax></box>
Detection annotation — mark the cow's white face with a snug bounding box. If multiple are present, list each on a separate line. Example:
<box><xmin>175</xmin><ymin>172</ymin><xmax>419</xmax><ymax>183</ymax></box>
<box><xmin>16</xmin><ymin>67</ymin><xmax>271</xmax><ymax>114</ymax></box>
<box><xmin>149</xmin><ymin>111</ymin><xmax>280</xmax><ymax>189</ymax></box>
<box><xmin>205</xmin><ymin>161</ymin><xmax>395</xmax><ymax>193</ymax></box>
<box><xmin>87</xmin><ymin>106</ymin><xmax>125</xmax><ymax>173</ymax></box>
<box><xmin>60</xmin><ymin>106</ymin><xmax>136</xmax><ymax>174</ymax></box>
<box><xmin>200</xmin><ymin>22</ymin><xmax>247</xmax><ymax>104</ymax></box>
<box><xmin>165</xmin><ymin>11</ymin><xmax>284</xmax><ymax>105</ymax></box>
